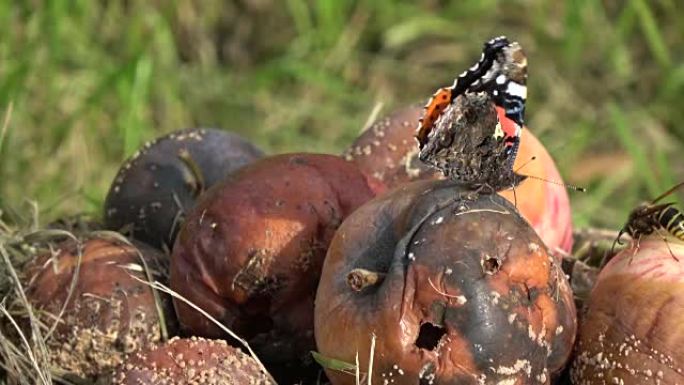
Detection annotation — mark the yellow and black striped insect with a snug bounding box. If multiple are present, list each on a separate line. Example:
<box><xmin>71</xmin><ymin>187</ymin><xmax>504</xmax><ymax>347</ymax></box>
<box><xmin>604</xmin><ymin>182</ymin><xmax>684</xmax><ymax>266</ymax></box>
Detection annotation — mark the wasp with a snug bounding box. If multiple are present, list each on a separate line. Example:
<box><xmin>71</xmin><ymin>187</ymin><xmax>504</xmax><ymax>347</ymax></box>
<box><xmin>603</xmin><ymin>181</ymin><xmax>684</xmax><ymax>266</ymax></box>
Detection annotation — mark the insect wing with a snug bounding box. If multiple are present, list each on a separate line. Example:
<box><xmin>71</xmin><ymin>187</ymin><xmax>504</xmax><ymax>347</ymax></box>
<box><xmin>416</xmin><ymin>87</ymin><xmax>452</xmax><ymax>149</ymax></box>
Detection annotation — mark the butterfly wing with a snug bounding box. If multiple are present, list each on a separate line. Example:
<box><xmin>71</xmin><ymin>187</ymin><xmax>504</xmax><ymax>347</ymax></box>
<box><xmin>416</xmin><ymin>87</ymin><xmax>452</xmax><ymax>149</ymax></box>
<box><xmin>415</xmin><ymin>37</ymin><xmax>512</xmax><ymax>150</ymax></box>
<box><xmin>416</xmin><ymin>36</ymin><xmax>528</xmax><ymax>191</ymax></box>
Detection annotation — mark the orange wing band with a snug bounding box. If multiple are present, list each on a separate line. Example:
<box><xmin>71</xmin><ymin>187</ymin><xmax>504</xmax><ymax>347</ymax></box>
<box><xmin>415</xmin><ymin>87</ymin><xmax>452</xmax><ymax>148</ymax></box>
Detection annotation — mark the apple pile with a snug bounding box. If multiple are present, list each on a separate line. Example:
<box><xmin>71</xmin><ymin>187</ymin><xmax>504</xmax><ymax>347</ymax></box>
<box><xmin>4</xmin><ymin>37</ymin><xmax>682</xmax><ymax>385</ymax></box>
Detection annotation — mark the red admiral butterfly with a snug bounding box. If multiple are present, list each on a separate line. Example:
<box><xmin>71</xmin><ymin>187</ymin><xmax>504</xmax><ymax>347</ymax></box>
<box><xmin>415</xmin><ymin>36</ymin><xmax>528</xmax><ymax>191</ymax></box>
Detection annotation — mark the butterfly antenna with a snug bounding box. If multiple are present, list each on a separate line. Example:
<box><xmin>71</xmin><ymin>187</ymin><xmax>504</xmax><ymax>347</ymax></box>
<box><xmin>651</xmin><ymin>181</ymin><xmax>684</xmax><ymax>204</ymax></box>
<box><xmin>513</xmin><ymin>155</ymin><xmax>586</xmax><ymax>192</ymax></box>
<box><xmin>501</xmin><ymin>156</ymin><xmax>536</xmax><ymax>209</ymax></box>
<box><xmin>521</xmin><ymin>174</ymin><xmax>587</xmax><ymax>192</ymax></box>
<box><xmin>514</xmin><ymin>156</ymin><xmax>536</xmax><ymax>173</ymax></box>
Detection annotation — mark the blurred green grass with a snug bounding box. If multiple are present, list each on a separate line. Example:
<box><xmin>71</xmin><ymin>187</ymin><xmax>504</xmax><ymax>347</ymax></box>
<box><xmin>0</xmin><ymin>0</ymin><xmax>682</xmax><ymax>230</ymax></box>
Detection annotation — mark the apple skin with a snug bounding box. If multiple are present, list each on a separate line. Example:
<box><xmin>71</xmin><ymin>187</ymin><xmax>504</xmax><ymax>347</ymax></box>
<box><xmin>112</xmin><ymin>337</ymin><xmax>274</xmax><ymax>384</ymax></box>
<box><xmin>315</xmin><ymin>179</ymin><xmax>577</xmax><ymax>385</ymax></box>
<box><xmin>23</xmin><ymin>237</ymin><xmax>169</xmax><ymax>380</ymax></box>
<box><xmin>104</xmin><ymin>128</ymin><xmax>263</xmax><ymax>249</ymax></box>
<box><xmin>571</xmin><ymin>236</ymin><xmax>684</xmax><ymax>385</ymax></box>
<box><xmin>169</xmin><ymin>153</ymin><xmax>374</xmax><ymax>383</ymax></box>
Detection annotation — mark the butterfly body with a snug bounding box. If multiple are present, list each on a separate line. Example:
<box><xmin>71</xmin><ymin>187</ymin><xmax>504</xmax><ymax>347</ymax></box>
<box><xmin>418</xmin><ymin>92</ymin><xmax>526</xmax><ymax>192</ymax></box>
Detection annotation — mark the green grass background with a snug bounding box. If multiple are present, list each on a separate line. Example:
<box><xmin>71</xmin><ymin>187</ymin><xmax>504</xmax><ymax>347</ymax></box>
<box><xmin>0</xmin><ymin>0</ymin><xmax>682</xmax><ymax>230</ymax></box>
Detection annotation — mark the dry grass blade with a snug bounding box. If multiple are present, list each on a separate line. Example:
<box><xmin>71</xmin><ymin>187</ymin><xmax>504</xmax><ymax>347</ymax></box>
<box><xmin>367</xmin><ymin>333</ymin><xmax>376</xmax><ymax>385</ymax></box>
<box><xmin>129</xmin><ymin>276</ymin><xmax>277</xmax><ymax>384</ymax></box>
<box><xmin>454</xmin><ymin>208</ymin><xmax>511</xmax><ymax>216</ymax></box>
<box><xmin>90</xmin><ymin>230</ymin><xmax>170</xmax><ymax>340</ymax></box>
<box><xmin>311</xmin><ymin>350</ymin><xmax>357</xmax><ymax>376</ymax></box>
<box><xmin>21</xmin><ymin>229</ymin><xmax>84</xmax><ymax>342</ymax></box>
<box><xmin>168</xmin><ymin>192</ymin><xmax>187</xmax><ymax>247</ymax></box>
<box><xmin>0</xmin><ymin>305</ymin><xmax>50</xmax><ymax>385</ymax></box>
<box><xmin>0</xmin><ymin>214</ymin><xmax>11</xmax><ymax>234</ymax></box>
<box><xmin>0</xmin><ymin>101</ymin><xmax>13</xmax><ymax>154</ymax></box>
<box><xmin>0</xmin><ymin>243</ymin><xmax>52</xmax><ymax>385</ymax></box>
<box><xmin>23</xmin><ymin>229</ymin><xmax>78</xmax><ymax>244</ymax></box>
<box><xmin>0</xmin><ymin>341</ymin><xmax>43</xmax><ymax>383</ymax></box>
<box><xmin>0</xmin><ymin>321</ymin><xmax>32</xmax><ymax>383</ymax></box>
<box><xmin>360</xmin><ymin>101</ymin><xmax>384</xmax><ymax>133</ymax></box>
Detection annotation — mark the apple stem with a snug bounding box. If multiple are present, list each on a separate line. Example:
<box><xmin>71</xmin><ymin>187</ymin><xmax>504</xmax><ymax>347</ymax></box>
<box><xmin>347</xmin><ymin>268</ymin><xmax>385</xmax><ymax>291</ymax></box>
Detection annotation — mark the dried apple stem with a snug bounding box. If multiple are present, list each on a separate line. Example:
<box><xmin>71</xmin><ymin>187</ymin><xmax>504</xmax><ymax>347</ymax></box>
<box><xmin>347</xmin><ymin>268</ymin><xmax>385</xmax><ymax>291</ymax></box>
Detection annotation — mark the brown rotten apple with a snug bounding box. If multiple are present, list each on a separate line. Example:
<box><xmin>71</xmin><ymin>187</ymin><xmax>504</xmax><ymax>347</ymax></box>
<box><xmin>170</xmin><ymin>153</ymin><xmax>374</xmax><ymax>382</ymax></box>
<box><xmin>343</xmin><ymin>105</ymin><xmax>439</xmax><ymax>194</ymax></box>
<box><xmin>314</xmin><ymin>179</ymin><xmax>577</xmax><ymax>385</ymax></box>
<box><xmin>113</xmin><ymin>337</ymin><xmax>274</xmax><ymax>384</ymax></box>
<box><xmin>21</xmin><ymin>236</ymin><xmax>169</xmax><ymax>380</ymax></box>
<box><xmin>104</xmin><ymin>128</ymin><xmax>263</xmax><ymax>249</ymax></box>
<box><xmin>344</xmin><ymin>105</ymin><xmax>574</xmax><ymax>253</ymax></box>
<box><xmin>571</xmin><ymin>235</ymin><xmax>684</xmax><ymax>384</ymax></box>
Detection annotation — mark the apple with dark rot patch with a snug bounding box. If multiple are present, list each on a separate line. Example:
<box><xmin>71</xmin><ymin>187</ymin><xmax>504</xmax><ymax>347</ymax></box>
<box><xmin>170</xmin><ymin>153</ymin><xmax>374</xmax><ymax>384</ymax></box>
<box><xmin>104</xmin><ymin>128</ymin><xmax>263</xmax><ymax>250</ymax></box>
<box><xmin>314</xmin><ymin>179</ymin><xmax>577</xmax><ymax>385</ymax></box>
